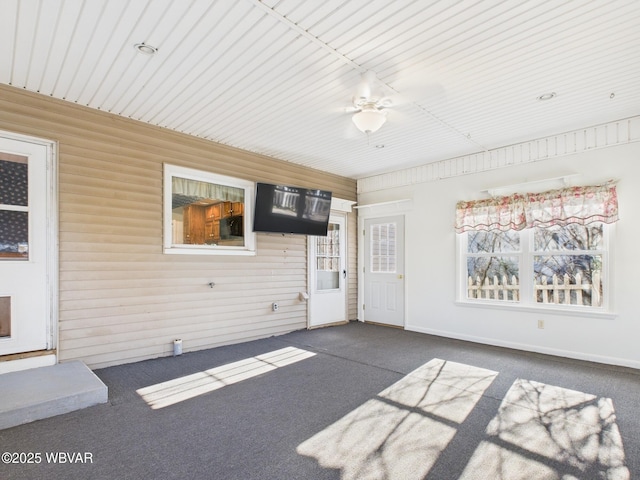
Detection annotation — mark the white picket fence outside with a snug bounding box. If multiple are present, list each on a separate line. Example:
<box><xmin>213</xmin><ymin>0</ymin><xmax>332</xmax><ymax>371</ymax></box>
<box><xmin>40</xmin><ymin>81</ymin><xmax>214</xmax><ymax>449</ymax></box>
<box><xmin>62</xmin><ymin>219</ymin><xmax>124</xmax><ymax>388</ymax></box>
<box><xmin>467</xmin><ymin>271</ymin><xmax>602</xmax><ymax>306</ymax></box>
<box><xmin>467</xmin><ymin>275</ymin><xmax>520</xmax><ymax>301</ymax></box>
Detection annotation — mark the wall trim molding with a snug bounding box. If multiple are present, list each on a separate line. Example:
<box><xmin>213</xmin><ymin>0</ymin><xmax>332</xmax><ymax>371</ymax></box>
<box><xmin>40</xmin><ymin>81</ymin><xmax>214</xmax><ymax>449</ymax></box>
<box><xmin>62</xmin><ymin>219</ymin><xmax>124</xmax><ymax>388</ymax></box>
<box><xmin>358</xmin><ymin>116</ymin><xmax>640</xmax><ymax>194</ymax></box>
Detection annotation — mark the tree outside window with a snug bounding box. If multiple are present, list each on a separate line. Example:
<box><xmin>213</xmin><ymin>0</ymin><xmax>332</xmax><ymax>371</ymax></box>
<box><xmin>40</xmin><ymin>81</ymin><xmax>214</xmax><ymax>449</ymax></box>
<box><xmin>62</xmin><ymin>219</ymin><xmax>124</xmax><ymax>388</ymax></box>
<box><xmin>457</xmin><ymin>183</ymin><xmax>616</xmax><ymax>311</ymax></box>
<box><xmin>462</xmin><ymin>223</ymin><xmax>607</xmax><ymax>308</ymax></box>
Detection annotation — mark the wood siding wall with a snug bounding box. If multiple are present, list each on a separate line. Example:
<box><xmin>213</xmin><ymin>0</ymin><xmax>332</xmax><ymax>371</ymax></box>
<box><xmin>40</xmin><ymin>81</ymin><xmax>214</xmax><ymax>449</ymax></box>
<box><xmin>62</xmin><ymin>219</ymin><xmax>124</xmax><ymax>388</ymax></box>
<box><xmin>0</xmin><ymin>85</ymin><xmax>357</xmax><ymax>369</ymax></box>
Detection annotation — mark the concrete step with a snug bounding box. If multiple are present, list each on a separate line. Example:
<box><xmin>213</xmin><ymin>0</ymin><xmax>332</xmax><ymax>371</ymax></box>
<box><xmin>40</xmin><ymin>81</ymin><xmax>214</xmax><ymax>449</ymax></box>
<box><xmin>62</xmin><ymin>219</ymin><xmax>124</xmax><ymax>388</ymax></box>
<box><xmin>0</xmin><ymin>360</ymin><xmax>108</xmax><ymax>430</ymax></box>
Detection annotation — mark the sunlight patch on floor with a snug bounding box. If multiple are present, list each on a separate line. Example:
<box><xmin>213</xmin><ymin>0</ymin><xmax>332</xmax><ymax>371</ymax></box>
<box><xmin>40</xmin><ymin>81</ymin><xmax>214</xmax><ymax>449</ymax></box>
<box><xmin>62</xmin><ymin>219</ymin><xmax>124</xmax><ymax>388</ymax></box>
<box><xmin>379</xmin><ymin>358</ymin><xmax>498</xmax><ymax>424</ymax></box>
<box><xmin>297</xmin><ymin>358</ymin><xmax>498</xmax><ymax>480</ymax></box>
<box><xmin>459</xmin><ymin>379</ymin><xmax>630</xmax><ymax>480</ymax></box>
<box><xmin>137</xmin><ymin>346</ymin><xmax>316</xmax><ymax>409</ymax></box>
<box><xmin>298</xmin><ymin>360</ymin><xmax>631</xmax><ymax>480</ymax></box>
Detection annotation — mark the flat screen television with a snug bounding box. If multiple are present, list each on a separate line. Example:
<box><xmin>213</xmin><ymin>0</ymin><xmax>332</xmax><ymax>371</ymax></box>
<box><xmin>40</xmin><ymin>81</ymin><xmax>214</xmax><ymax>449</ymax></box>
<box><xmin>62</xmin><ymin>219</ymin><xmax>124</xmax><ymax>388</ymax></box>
<box><xmin>253</xmin><ymin>183</ymin><xmax>332</xmax><ymax>236</ymax></box>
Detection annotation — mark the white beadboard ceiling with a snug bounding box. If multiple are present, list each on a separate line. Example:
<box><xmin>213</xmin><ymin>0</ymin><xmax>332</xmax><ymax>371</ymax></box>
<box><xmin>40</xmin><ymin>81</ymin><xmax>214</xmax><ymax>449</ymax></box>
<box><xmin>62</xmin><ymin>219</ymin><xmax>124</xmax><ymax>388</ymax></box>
<box><xmin>2</xmin><ymin>0</ymin><xmax>639</xmax><ymax>180</ymax></box>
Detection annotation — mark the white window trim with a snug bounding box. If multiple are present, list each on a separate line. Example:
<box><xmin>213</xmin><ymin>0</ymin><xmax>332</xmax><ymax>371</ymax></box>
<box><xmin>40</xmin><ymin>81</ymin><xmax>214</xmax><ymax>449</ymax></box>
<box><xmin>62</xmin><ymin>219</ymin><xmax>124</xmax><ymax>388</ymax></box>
<box><xmin>163</xmin><ymin>164</ymin><xmax>256</xmax><ymax>256</ymax></box>
<box><xmin>456</xmin><ymin>224</ymin><xmax>616</xmax><ymax>318</ymax></box>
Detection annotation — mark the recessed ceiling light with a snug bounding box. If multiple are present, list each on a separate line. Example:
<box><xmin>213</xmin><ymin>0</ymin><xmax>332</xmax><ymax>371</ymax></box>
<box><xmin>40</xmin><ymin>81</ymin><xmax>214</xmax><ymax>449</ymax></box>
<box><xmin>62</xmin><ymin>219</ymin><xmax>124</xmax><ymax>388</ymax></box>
<box><xmin>134</xmin><ymin>43</ymin><xmax>158</xmax><ymax>55</ymax></box>
<box><xmin>375</xmin><ymin>144</ymin><xmax>385</xmax><ymax>149</ymax></box>
<box><xmin>537</xmin><ymin>92</ymin><xmax>556</xmax><ymax>101</ymax></box>
<box><xmin>610</xmin><ymin>92</ymin><xmax>616</xmax><ymax>99</ymax></box>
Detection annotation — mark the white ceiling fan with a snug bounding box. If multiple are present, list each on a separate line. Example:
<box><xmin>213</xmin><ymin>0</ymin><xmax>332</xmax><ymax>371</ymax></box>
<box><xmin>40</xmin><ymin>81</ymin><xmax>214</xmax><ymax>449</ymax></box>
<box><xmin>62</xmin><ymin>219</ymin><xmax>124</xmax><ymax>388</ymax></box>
<box><xmin>345</xmin><ymin>69</ymin><xmax>479</xmax><ymax>150</ymax></box>
<box><xmin>349</xmin><ymin>71</ymin><xmax>394</xmax><ymax>134</ymax></box>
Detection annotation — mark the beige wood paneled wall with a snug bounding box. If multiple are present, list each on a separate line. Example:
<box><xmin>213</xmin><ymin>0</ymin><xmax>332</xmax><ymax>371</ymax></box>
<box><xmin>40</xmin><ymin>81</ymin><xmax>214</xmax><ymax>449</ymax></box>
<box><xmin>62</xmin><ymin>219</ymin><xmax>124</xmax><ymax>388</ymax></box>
<box><xmin>0</xmin><ymin>85</ymin><xmax>357</xmax><ymax>369</ymax></box>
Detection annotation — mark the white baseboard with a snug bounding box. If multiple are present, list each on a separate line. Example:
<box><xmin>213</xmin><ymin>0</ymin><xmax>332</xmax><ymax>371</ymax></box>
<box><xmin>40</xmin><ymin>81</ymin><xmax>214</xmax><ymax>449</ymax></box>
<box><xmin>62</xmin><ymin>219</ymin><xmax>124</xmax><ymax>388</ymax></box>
<box><xmin>405</xmin><ymin>324</ymin><xmax>640</xmax><ymax>370</ymax></box>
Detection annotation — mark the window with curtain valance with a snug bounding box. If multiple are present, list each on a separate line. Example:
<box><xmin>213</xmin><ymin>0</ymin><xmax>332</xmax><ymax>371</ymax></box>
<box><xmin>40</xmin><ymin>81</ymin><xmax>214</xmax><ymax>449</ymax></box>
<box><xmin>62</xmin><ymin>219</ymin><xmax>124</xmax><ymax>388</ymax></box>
<box><xmin>455</xmin><ymin>183</ymin><xmax>619</xmax><ymax>233</ymax></box>
<box><xmin>455</xmin><ymin>182</ymin><xmax>618</xmax><ymax>313</ymax></box>
<box><xmin>163</xmin><ymin>164</ymin><xmax>256</xmax><ymax>256</ymax></box>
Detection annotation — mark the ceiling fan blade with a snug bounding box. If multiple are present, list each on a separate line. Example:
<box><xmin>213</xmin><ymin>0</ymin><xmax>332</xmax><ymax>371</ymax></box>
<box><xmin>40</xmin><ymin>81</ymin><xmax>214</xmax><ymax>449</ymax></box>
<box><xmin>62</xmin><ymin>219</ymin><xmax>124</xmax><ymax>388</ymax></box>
<box><xmin>355</xmin><ymin>70</ymin><xmax>384</xmax><ymax>101</ymax></box>
<box><xmin>399</xmin><ymin>80</ymin><xmax>446</xmax><ymax>104</ymax></box>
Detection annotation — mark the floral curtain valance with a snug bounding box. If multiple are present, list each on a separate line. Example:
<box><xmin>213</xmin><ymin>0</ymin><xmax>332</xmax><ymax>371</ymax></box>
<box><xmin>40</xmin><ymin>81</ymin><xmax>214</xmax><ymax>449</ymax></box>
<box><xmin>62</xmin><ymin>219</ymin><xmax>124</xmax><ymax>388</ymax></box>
<box><xmin>455</xmin><ymin>182</ymin><xmax>618</xmax><ymax>233</ymax></box>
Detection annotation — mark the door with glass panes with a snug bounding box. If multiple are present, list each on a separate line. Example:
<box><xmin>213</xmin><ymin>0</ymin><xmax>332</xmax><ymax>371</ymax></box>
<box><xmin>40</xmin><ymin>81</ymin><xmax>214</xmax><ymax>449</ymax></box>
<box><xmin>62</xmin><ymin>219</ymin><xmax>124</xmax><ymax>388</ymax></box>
<box><xmin>309</xmin><ymin>214</ymin><xmax>347</xmax><ymax>327</ymax></box>
<box><xmin>0</xmin><ymin>136</ymin><xmax>50</xmax><ymax>356</ymax></box>
<box><xmin>363</xmin><ymin>215</ymin><xmax>405</xmax><ymax>327</ymax></box>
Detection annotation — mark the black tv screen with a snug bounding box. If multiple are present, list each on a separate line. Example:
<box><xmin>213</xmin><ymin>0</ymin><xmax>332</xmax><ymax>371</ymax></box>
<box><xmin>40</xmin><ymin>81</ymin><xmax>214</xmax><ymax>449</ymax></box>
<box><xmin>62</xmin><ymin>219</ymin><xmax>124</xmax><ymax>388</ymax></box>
<box><xmin>253</xmin><ymin>183</ymin><xmax>332</xmax><ymax>236</ymax></box>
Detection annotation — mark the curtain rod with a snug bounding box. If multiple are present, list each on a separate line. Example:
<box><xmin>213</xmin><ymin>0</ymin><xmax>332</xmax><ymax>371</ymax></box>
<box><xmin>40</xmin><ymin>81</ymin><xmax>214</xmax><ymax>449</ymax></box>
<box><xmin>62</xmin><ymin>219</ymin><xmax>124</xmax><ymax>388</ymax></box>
<box><xmin>483</xmin><ymin>174</ymin><xmax>581</xmax><ymax>197</ymax></box>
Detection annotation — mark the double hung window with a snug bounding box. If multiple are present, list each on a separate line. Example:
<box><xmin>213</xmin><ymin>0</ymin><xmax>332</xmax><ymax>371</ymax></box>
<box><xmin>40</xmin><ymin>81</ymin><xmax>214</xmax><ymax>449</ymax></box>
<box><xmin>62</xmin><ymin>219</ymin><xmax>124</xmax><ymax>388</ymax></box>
<box><xmin>456</xmin><ymin>183</ymin><xmax>617</xmax><ymax>312</ymax></box>
<box><xmin>462</xmin><ymin>224</ymin><xmax>607</xmax><ymax>308</ymax></box>
<box><xmin>465</xmin><ymin>230</ymin><xmax>521</xmax><ymax>302</ymax></box>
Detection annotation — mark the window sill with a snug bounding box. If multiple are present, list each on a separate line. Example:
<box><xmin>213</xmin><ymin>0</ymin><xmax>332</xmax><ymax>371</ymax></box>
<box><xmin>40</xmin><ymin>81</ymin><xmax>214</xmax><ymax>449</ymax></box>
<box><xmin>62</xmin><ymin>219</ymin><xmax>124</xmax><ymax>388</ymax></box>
<box><xmin>164</xmin><ymin>246</ymin><xmax>256</xmax><ymax>256</ymax></box>
<box><xmin>455</xmin><ymin>300</ymin><xmax>618</xmax><ymax>319</ymax></box>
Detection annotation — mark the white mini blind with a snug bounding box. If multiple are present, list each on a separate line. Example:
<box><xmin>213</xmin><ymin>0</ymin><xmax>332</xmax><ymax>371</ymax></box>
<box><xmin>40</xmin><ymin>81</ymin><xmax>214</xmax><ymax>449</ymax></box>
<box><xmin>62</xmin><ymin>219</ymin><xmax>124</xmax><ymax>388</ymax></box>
<box><xmin>370</xmin><ymin>222</ymin><xmax>397</xmax><ymax>273</ymax></box>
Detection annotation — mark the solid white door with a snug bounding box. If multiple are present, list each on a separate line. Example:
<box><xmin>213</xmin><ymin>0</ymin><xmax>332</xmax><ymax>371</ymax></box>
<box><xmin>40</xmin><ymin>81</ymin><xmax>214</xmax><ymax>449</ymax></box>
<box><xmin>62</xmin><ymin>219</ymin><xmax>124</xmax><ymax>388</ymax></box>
<box><xmin>0</xmin><ymin>137</ymin><xmax>50</xmax><ymax>356</ymax></box>
<box><xmin>363</xmin><ymin>216</ymin><xmax>405</xmax><ymax>327</ymax></box>
<box><xmin>308</xmin><ymin>214</ymin><xmax>347</xmax><ymax>327</ymax></box>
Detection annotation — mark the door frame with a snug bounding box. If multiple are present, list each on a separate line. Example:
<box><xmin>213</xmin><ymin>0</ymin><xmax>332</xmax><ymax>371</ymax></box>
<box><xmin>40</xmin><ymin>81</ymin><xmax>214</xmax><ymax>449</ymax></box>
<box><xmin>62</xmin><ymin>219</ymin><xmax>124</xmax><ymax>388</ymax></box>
<box><xmin>307</xmin><ymin>212</ymin><xmax>348</xmax><ymax>328</ymax></box>
<box><xmin>356</xmin><ymin>199</ymin><xmax>411</xmax><ymax>327</ymax></box>
<box><xmin>0</xmin><ymin>130</ymin><xmax>58</xmax><ymax>372</ymax></box>
<box><xmin>306</xmin><ymin>198</ymin><xmax>355</xmax><ymax>329</ymax></box>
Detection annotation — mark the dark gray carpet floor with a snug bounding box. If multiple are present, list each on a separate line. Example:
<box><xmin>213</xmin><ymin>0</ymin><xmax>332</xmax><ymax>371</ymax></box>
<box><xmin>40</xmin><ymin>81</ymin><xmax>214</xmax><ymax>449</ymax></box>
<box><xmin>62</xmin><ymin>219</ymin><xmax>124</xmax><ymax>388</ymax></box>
<box><xmin>1</xmin><ymin>322</ymin><xmax>639</xmax><ymax>480</ymax></box>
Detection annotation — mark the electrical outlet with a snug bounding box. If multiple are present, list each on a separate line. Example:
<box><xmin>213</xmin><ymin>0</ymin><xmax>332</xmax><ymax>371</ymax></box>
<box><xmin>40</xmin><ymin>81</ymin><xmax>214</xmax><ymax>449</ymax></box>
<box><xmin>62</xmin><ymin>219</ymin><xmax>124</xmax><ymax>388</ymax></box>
<box><xmin>537</xmin><ymin>319</ymin><xmax>545</xmax><ymax>329</ymax></box>
<box><xmin>272</xmin><ymin>302</ymin><xmax>279</xmax><ymax>312</ymax></box>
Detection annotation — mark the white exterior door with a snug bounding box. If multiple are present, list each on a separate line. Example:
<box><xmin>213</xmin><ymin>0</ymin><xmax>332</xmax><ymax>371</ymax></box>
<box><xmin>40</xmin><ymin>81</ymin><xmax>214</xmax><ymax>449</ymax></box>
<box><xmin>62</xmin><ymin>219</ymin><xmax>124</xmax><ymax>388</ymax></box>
<box><xmin>363</xmin><ymin>216</ymin><xmax>405</xmax><ymax>327</ymax></box>
<box><xmin>0</xmin><ymin>136</ymin><xmax>52</xmax><ymax>357</ymax></box>
<box><xmin>308</xmin><ymin>214</ymin><xmax>347</xmax><ymax>327</ymax></box>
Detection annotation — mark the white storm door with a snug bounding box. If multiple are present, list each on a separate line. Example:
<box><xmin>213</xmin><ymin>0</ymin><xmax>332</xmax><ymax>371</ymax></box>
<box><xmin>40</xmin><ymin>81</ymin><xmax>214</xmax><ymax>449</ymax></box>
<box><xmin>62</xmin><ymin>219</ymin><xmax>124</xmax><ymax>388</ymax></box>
<box><xmin>363</xmin><ymin>216</ymin><xmax>405</xmax><ymax>327</ymax></box>
<box><xmin>0</xmin><ymin>137</ymin><xmax>50</xmax><ymax>356</ymax></box>
<box><xmin>309</xmin><ymin>214</ymin><xmax>347</xmax><ymax>327</ymax></box>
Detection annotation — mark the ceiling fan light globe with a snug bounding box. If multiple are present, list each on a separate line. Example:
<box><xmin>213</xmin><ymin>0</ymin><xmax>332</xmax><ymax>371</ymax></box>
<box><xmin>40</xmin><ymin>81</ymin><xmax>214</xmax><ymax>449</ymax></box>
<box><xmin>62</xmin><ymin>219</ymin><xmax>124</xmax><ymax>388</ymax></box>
<box><xmin>352</xmin><ymin>109</ymin><xmax>386</xmax><ymax>133</ymax></box>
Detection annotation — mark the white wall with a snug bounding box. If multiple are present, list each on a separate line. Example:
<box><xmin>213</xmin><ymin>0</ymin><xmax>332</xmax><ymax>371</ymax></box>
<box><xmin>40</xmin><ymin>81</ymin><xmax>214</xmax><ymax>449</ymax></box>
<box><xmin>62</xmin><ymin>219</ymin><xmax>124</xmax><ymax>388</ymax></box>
<box><xmin>358</xmin><ymin>142</ymin><xmax>640</xmax><ymax>369</ymax></box>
